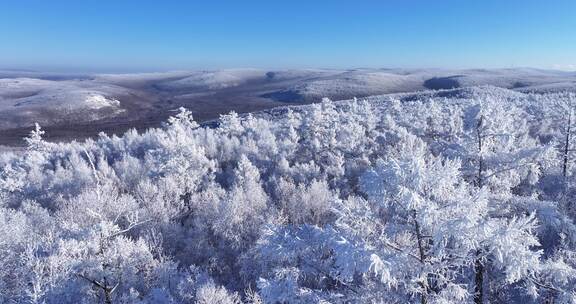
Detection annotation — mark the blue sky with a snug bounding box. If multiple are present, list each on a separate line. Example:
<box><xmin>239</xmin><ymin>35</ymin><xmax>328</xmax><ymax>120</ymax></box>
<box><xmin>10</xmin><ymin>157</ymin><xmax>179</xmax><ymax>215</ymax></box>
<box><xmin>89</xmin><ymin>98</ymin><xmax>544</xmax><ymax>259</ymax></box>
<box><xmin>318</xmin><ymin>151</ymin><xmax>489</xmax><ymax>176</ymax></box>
<box><xmin>1</xmin><ymin>0</ymin><xmax>575</xmax><ymax>72</ymax></box>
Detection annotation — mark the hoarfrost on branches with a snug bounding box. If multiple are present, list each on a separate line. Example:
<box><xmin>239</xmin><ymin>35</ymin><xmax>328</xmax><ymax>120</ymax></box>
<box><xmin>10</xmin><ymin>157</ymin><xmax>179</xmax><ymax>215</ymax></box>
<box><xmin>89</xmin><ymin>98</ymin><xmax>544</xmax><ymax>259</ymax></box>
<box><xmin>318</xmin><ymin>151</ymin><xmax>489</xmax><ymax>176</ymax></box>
<box><xmin>1</xmin><ymin>88</ymin><xmax>576</xmax><ymax>303</ymax></box>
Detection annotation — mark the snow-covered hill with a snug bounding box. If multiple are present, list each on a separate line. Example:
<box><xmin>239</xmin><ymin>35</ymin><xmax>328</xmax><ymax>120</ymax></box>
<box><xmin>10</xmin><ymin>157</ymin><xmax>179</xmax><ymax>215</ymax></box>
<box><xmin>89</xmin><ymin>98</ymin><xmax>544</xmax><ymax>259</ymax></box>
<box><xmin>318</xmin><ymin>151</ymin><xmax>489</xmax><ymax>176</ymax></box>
<box><xmin>262</xmin><ymin>68</ymin><xmax>576</xmax><ymax>101</ymax></box>
<box><xmin>0</xmin><ymin>68</ymin><xmax>574</xmax><ymax>145</ymax></box>
<box><xmin>0</xmin><ymin>77</ymin><xmax>129</xmax><ymax>129</ymax></box>
<box><xmin>156</xmin><ymin>69</ymin><xmax>268</xmax><ymax>90</ymax></box>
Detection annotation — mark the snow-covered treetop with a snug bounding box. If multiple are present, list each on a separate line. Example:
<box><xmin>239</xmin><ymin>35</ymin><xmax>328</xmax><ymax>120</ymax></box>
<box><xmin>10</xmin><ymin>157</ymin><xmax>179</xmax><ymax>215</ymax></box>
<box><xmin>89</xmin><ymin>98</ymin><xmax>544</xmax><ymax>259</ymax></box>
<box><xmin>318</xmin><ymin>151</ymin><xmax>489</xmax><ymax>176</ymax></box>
<box><xmin>1</xmin><ymin>87</ymin><xmax>576</xmax><ymax>303</ymax></box>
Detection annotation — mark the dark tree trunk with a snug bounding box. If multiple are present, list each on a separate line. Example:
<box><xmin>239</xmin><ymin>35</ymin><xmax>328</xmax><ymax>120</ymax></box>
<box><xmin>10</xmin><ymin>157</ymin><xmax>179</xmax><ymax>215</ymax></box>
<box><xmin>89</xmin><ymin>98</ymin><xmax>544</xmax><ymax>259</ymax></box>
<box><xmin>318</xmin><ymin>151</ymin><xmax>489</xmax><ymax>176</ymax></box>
<box><xmin>413</xmin><ymin>210</ymin><xmax>428</xmax><ymax>304</ymax></box>
<box><xmin>474</xmin><ymin>116</ymin><xmax>485</xmax><ymax>304</ymax></box>
<box><xmin>477</xmin><ymin>115</ymin><xmax>484</xmax><ymax>188</ymax></box>
<box><xmin>563</xmin><ymin>110</ymin><xmax>571</xmax><ymax>178</ymax></box>
<box><xmin>474</xmin><ymin>251</ymin><xmax>484</xmax><ymax>304</ymax></box>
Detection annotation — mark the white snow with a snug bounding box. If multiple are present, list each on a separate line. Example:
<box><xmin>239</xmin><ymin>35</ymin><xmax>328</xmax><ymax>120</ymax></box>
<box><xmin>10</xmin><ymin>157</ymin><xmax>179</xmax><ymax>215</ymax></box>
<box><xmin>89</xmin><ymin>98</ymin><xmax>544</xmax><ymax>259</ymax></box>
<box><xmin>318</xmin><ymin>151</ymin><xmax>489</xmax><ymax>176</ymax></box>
<box><xmin>0</xmin><ymin>77</ymin><xmax>128</xmax><ymax>129</ymax></box>
<box><xmin>1</xmin><ymin>86</ymin><xmax>576</xmax><ymax>302</ymax></box>
<box><xmin>0</xmin><ymin>68</ymin><xmax>574</xmax><ymax>131</ymax></box>
<box><xmin>84</xmin><ymin>94</ymin><xmax>121</xmax><ymax>109</ymax></box>
<box><xmin>272</xmin><ymin>68</ymin><xmax>576</xmax><ymax>100</ymax></box>
<box><xmin>159</xmin><ymin>69</ymin><xmax>267</xmax><ymax>90</ymax></box>
<box><xmin>0</xmin><ymin>78</ymin><xmax>127</xmax><ymax>110</ymax></box>
<box><xmin>94</xmin><ymin>71</ymin><xmax>193</xmax><ymax>86</ymax></box>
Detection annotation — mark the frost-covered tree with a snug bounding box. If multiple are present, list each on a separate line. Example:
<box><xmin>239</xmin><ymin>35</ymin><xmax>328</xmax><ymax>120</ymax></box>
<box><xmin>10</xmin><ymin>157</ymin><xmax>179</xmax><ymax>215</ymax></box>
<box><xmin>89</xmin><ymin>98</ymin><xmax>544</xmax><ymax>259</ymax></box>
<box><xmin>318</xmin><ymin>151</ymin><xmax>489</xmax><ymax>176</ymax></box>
<box><xmin>358</xmin><ymin>152</ymin><xmax>543</xmax><ymax>303</ymax></box>
<box><xmin>24</xmin><ymin>123</ymin><xmax>49</xmax><ymax>151</ymax></box>
<box><xmin>1</xmin><ymin>90</ymin><xmax>576</xmax><ymax>302</ymax></box>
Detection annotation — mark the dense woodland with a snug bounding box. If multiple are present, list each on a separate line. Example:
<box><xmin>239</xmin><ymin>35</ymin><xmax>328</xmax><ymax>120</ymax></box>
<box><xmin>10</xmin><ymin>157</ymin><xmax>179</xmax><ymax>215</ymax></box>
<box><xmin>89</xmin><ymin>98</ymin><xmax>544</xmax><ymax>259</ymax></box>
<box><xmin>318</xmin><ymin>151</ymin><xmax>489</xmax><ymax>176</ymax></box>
<box><xmin>2</xmin><ymin>86</ymin><xmax>576</xmax><ymax>303</ymax></box>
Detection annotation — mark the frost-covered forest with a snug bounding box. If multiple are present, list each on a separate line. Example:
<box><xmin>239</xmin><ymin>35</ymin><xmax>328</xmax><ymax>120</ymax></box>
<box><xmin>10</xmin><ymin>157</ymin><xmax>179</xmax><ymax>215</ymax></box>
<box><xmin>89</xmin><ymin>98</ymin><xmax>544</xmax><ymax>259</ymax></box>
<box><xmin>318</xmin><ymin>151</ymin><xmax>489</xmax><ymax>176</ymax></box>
<box><xmin>2</xmin><ymin>86</ymin><xmax>576</xmax><ymax>303</ymax></box>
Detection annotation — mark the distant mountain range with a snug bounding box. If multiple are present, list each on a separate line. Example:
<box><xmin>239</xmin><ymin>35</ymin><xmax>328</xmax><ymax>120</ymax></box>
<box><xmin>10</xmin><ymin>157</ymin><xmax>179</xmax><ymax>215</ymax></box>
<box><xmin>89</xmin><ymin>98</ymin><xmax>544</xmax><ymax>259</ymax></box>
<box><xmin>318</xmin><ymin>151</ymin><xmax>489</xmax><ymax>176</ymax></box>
<box><xmin>0</xmin><ymin>68</ymin><xmax>575</xmax><ymax>146</ymax></box>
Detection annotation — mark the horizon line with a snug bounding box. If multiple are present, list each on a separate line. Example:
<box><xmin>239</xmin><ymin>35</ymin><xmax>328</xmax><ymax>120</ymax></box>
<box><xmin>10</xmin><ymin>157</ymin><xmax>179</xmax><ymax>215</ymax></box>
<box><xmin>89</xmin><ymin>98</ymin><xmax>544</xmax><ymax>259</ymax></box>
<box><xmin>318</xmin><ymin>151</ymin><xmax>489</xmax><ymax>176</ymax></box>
<box><xmin>1</xmin><ymin>65</ymin><xmax>575</xmax><ymax>75</ymax></box>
